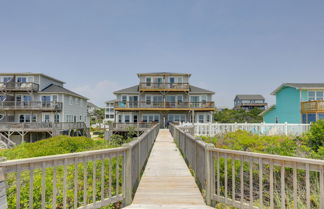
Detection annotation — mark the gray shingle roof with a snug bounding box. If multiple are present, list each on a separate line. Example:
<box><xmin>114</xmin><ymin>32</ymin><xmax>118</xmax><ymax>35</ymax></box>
<box><xmin>41</xmin><ymin>84</ymin><xmax>88</xmax><ymax>99</ymax></box>
<box><xmin>189</xmin><ymin>85</ymin><xmax>214</xmax><ymax>94</ymax></box>
<box><xmin>272</xmin><ymin>83</ymin><xmax>324</xmax><ymax>95</ymax></box>
<box><xmin>113</xmin><ymin>85</ymin><xmax>139</xmax><ymax>94</ymax></box>
<box><xmin>106</xmin><ymin>99</ymin><xmax>117</xmax><ymax>103</ymax></box>
<box><xmin>235</xmin><ymin>94</ymin><xmax>265</xmax><ymax>100</ymax></box>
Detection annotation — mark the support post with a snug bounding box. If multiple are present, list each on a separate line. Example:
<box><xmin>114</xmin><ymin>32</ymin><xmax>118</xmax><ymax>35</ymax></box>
<box><xmin>0</xmin><ymin>157</ymin><xmax>7</xmax><ymax>209</ymax></box>
<box><xmin>285</xmin><ymin>122</ymin><xmax>288</xmax><ymax>136</ymax></box>
<box><xmin>205</xmin><ymin>144</ymin><xmax>215</xmax><ymax>205</ymax></box>
<box><xmin>123</xmin><ymin>144</ymin><xmax>132</xmax><ymax>206</ymax></box>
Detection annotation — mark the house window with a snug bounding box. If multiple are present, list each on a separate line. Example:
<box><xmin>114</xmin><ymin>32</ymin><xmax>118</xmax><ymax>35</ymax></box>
<box><xmin>146</xmin><ymin>96</ymin><xmax>151</xmax><ymax>105</ymax></box>
<box><xmin>0</xmin><ymin>95</ymin><xmax>6</xmax><ymax>102</ymax></box>
<box><xmin>168</xmin><ymin>114</ymin><xmax>186</xmax><ymax>122</ymax></box>
<box><xmin>146</xmin><ymin>77</ymin><xmax>152</xmax><ymax>86</ymax></box>
<box><xmin>307</xmin><ymin>113</ymin><xmax>316</xmax><ymax>123</ymax></box>
<box><xmin>54</xmin><ymin>114</ymin><xmax>60</xmax><ymax>123</ymax></box>
<box><xmin>177</xmin><ymin>96</ymin><xmax>183</xmax><ymax>103</ymax></box>
<box><xmin>134</xmin><ymin>115</ymin><xmax>138</xmax><ymax>123</ymax></box>
<box><xmin>125</xmin><ymin>115</ymin><xmax>130</xmax><ymax>123</ymax></box>
<box><xmin>52</xmin><ymin>95</ymin><xmax>58</xmax><ymax>102</ymax></box>
<box><xmin>302</xmin><ymin>114</ymin><xmax>307</xmax><ymax>124</ymax></box>
<box><xmin>207</xmin><ymin>114</ymin><xmax>210</xmax><ymax>123</ymax></box>
<box><xmin>319</xmin><ymin>113</ymin><xmax>324</xmax><ymax>120</ymax></box>
<box><xmin>308</xmin><ymin>91</ymin><xmax>315</xmax><ymax>101</ymax></box>
<box><xmin>308</xmin><ymin>91</ymin><xmax>324</xmax><ymax>101</ymax></box>
<box><xmin>42</xmin><ymin>96</ymin><xmax>51</xmax><ymax>103</ymax></box>
<box><xmin>177</xmin><ymin>77</ymin><xmax>183</xmax><ymax>84</ymax></box>
<box><xmin>143</xmin><ymin>114</ymin><xmax>160</xmax><ymax>122</ymax></box>
<box><xmin>316</xmin><ymin>91</ymin><xmax>323</xmax><ymax>100</ymax></box>
<box><xmin>122</xmin><ymin>96</ymin><xmax>127</xmax><ymax>104</ymax></box>
<box><xmin>44</xmin><ymin>114</ymin><xmax>50</xmax><ymax>122</ymax></box>
<box><xmin>32</xmin><ymin>115</ymin><xmax>37</xmax><ymax>122</ymax></box>
<box><xmin>0</xmin><ymin>114</ymin><xmax>3</xmax><ymax>121</ymax></box>
<box><xmin>19</xmin><ymin>115</ymin><xmax>25</xmax><ymax>123</ymax></box>
<box><xmin>118</xmin><ymin>115</ymin><xmax>122</xmax><ymax>123</ymax></box>
<box><xmin>201</xmin><ymin>95</ymin><xmax>207</xmax><ymax>103</ymax></box>
<box><xmin>3</xmin><ymin>77</ymin><xmax>12</xmax><ymax>83</ymax></box>
<box><xmin>198</xmin><ymin>115</ymin><xmax>204</xmax><ymax>123</ymax></box>
<box><xmin>17</xmin><ymin>77</ymin><xmax>27</xmax><ymax>83</ymax></box>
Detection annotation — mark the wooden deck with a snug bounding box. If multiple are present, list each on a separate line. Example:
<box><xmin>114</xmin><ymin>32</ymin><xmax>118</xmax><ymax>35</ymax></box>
<box><xmin>124</xmin><ymin>129</ymin><xmax>213</xmax><ymax>209</ymax></box>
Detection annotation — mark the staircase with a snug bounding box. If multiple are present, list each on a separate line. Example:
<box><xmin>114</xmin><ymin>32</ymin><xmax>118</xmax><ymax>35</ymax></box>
<box><xmin>0</xmin><ymin>133</ymin><xmax>16</xmax><ymax>149</ymax></box>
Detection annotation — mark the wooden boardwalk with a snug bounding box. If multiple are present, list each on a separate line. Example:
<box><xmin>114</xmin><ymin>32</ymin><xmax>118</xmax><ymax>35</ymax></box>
<box><xmin>124</xmin><ymin>129</ymin><xmax>213</xmax><ymax>209</ymax></box>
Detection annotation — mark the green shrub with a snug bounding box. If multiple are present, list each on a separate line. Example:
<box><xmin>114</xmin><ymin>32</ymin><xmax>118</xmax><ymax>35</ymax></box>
<box><xmin>110</xmin><ymin>134</ymin><xmax>128</xmax><ymax>146</ymax></box>
<box><xmin>0</xmin><ymin>135</ymin><xmax>115</xmax><ymax>160</ymax></box>
<box><xmin>306</xmin><ymin>120</ymin><xmax>324</xmax><ymax>151</ymax></box>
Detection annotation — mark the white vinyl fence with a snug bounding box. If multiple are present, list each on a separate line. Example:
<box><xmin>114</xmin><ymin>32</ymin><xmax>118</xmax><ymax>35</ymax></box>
<box><xmin>178</xmin><ymin>122</ymin><xmax>311</xmax><ymax>136</ymax></box>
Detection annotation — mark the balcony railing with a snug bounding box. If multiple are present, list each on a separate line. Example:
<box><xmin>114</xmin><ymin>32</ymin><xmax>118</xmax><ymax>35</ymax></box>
<box><xmin>0</xmin><ymin>82</ymin><xmax>39</xmax><ymax>92</ymax></box>
<box><xmin>0</xmin><ymin>122</ymin><xmax>86</xmax><ymax>131</ymax></box>
<box><xmin>114</xmin><ymin>101</ymin><xmax>215</xmax><ymax>109</ymax></box>
<box><xmin>301</xmin><ymin>100</ymin><xmax>324</xmax><ymax>113</ymax></box>
<box><xmin>112</xmin><ymin>122</ymin><xmax>157</xmax><ymax>130</ymax></box>
<box><xmin>139</xmin><ymin>82</ymin><xmax>189</xmax><ymax>91</ymax></box>
<box><xmin>0</xmin><ymin>101</ymin><xmax>62</xmax><ymax>111</ymax></box>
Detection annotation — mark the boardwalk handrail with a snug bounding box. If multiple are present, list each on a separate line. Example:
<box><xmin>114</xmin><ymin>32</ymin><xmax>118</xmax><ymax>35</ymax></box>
<box><xmin>179</xmin><ymin>122</ymin><xmax>310</xmax><ymax>136</ymax></box>
<box><xmin>170</xmin><ymin>123</ymin><xmax>324</xmax><ymax>209</ymax></box>
<box><xmin>0</xmin><ymin>123</ymin><xmax>159</xmax><ymax>208</ymax></box>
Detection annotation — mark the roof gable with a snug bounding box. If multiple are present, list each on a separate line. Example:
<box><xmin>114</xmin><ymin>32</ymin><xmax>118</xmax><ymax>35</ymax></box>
<box><xmin>272</xmin><ymin>83</ymin><xmax>324</xmax><ymax>95</ymax></box>
<box><xmin>41</xmin><ymin>84</ymin><xmax>88</xmax><ymax>99</ymax></box>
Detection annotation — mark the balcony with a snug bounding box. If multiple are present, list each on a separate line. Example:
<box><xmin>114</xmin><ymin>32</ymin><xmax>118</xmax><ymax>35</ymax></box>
<box><xmin>139</xmin><ymin>82</ymin><xmax>190</xmax><ymax>91</ymax></box>
<box><xmin>0</xmin><ymin>122</ymin><xmax>86</xmax><ymax>131</ymax></box>
<box><xmin>301</xmin><ymin>100</ymin><xmax>324</xmax><ymax>113</ymax></box>
<box><xmin>0</xmin><ymin>101</ymin><xmax>63</xmax><ymax>111</ymax></box>
<box><xmin>114</xmin><ymin>101</ymin><xmax>215</xmax><ymax>111</ymax></box>
<box><xmin>0</xmin><ymin>82</ymin><xmax>39</xmax><ymax>92</ymax></box>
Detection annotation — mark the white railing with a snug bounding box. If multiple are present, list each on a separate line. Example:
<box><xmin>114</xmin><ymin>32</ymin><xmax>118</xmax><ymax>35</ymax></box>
<box><xmin>178</xmin><ymin>122</ymin><xmax>311</xmax><ymax>136</ymax></box>
<box><xmin>0</xmin><ymin>123</ymin><xmax>160</xmax><ymax>208</ymax></box>
<box><xmin>170</xmin><ymin>124</ymin><xmax>324</xmax><ymax>209</ymax></box>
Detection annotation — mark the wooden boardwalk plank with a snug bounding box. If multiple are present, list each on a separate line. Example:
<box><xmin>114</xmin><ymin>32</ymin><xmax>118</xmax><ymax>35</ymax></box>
<box><xmin>124</xmin><ymin>129</ymin><xmax>213</xmax><ymax>209</ymax></box>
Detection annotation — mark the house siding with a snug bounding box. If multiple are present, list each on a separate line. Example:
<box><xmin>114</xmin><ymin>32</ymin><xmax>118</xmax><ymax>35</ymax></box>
<box><xmin>264</xmin><ymin>87</ymin><xmax>301</xmax><ymax>123</ymax></box>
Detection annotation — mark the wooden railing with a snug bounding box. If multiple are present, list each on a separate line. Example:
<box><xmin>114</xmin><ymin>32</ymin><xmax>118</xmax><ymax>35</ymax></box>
<box><xmin>0</xmin><ymin>82</ymin><xmax>39</xmax><ymax>92</ymax></box>
<box><xmin>301</xmin><ymin>100</ymin><xmax>324</xmax><ymax>113</ymax></box>
<box><xmin>112</xmin><ymin>122</ymin><xmax>157</xmax><ymax>130</ymax></box>
<box><xmin>170</xmin><ymin>124</ymin><xmax>324</xmax><ymax>209</ymax></box>
<box><xmin>114</xmin><ymin>101</ymin><xmax>215</xmax><ymax>109</ymax></box>
<box><xmin>0</xmin><ymin>122</ymin><xmax>86</xmax><ymax>131</ymax></box>
<box><xmin>139</xmin><ymin>82</ymin><xmax>189</xmax><ymax>90</ymax></box>
<box><xmin>179</xmin><ymin>122</ymin><xmax>310</xmax><ymax>136</ymax></box>
<box><xmin>0</xmin><ymin>101</ymin><xmax>62</xmax><ymax>111</ymax></box>
<box><xmin>0</xmin><ymin>123</ymin><xmax>160</xmax><ymax>208</ymax></box>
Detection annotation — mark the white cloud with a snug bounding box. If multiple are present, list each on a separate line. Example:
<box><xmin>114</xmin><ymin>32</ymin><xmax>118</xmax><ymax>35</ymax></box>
<box><xmin>72</xmin><ymin>80</ymin><xmax>121</xmax><ymax>107</ymax></box>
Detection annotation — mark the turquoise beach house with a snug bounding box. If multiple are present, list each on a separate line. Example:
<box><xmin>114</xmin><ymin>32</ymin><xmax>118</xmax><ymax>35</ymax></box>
<box><xmin>261</xmin><ymin>83</ymin><xmax>324</xmax><ymax>124</ymax></box>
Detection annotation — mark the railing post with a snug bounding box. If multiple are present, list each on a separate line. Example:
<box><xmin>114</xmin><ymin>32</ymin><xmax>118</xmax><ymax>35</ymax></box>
<box><xmin>285</xmin><ymin>122</ymin><xmax>288</xmax><ymax>136</ymax></box>
<box><xmin>205</xmin><ymin>144</ymin><xmax>214</xmax><ymax>205</ymax></box>
<box><xmin>0</xmin><ymin>157</ymin><xmax>7</xmax><ymax>209</ymax></box>
<box><xmin>123</xmin><ymin>144</ymin><xmax>133</xmax><ymax>206</ymax></box>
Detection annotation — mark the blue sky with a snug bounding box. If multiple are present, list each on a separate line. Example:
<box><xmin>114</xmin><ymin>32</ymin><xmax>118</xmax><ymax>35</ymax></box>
<box><xmin>1</xmin><ymin>0</ymin><xmax>324</xmax><ymax>107</ymax></box>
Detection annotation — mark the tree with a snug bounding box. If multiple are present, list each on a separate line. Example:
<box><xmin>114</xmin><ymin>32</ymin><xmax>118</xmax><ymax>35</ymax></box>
<box><xmin>214</xmin><ymin>108</ymin><xmax>263</xmax><ymax>123</ymax></box>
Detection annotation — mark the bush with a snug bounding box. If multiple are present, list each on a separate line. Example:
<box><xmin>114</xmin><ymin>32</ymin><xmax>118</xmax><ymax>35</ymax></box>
<box><xmin>0</xmin><ymin>135</ymin><xmax>115</xmax><ymax>160</ymax></box>
<box><xmin>306</xmin><ymin>120</ymin><xmax>324</xmax><ymax>151</ymax></box>
<box><xmin>110</xmin><ymin>134</ymin><xmax>128</xmax><ymax>146</ymax></box>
